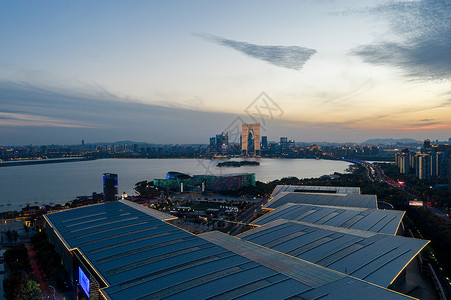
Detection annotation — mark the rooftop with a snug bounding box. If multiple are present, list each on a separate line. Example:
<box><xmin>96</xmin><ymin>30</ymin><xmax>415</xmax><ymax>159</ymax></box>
<box><xmin>45</xmin><ymin>200</ymin><xmax>413</xmax><ymax>300</ymax></box>
<box><xmin>253</xmin><ymin>203</ymin><xmax>404</xmax><ymax>235</ymax></box>
<box><xmin>271</xmin><ymin>185</ymin><xmax>361</xmax><ymax>197</ymax></box>
<box><xmin>239</xmin><ymin>219</ymin><xmax>428</xmax><ymax>287</ymax></box>
<box><xmin>265</xmin><ymin>192</ymin><xmax>377</xmax><ymax>210</ymax></box>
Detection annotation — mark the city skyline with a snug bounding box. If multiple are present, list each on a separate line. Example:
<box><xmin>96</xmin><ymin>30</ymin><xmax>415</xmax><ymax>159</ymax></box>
<box><xmin>1</xmin><ymin>1</ymin><xmax>450</xmax><ymax>145</ymax></box>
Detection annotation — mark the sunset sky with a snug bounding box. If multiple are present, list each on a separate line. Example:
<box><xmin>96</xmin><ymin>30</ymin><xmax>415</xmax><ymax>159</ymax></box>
<box><xmin>1</xmin><ymin>0</ymin><xmax>450</xmax><ymax>145</ymax></box>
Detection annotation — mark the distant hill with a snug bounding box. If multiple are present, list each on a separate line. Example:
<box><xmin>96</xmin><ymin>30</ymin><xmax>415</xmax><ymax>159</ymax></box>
<box><xmin>85</xmin><ymin>141</ymin><xmax>207</xmax><ymax>146</ymax></box>
<box><xmin>361</xmin><ymin>138</ymin><xmax>419</xmax><ymax>145</ymax></box>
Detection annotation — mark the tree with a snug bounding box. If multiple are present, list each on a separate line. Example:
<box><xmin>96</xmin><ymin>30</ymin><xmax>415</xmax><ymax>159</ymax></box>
<box><xmin>25</xmin><ymin>280</ymin><xmax>41</xmax><ymax>300</ymax></box>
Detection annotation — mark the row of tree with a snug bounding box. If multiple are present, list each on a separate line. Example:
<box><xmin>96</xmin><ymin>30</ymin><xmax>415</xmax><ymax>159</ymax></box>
<box><xmin>30</xmin><ymin>231</ymin><xmax>70</xmax><ymax>291</ymax></box>
<box><xmin>3</xmin><ymin>244</ymin><xmax>41</xmax><ymax>300</ymax></box>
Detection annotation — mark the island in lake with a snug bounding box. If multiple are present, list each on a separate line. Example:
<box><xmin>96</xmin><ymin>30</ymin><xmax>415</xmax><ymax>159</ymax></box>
<box><xmin>216</xmin><ymin>161</ymin><xmax>260</xmax><ymax>167</ymax></box>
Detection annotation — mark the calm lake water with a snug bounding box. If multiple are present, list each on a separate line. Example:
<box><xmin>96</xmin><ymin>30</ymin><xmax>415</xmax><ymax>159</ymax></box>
<box><xmin>0</xmin><ymin>158</ymin><xmax>352</xmax><ymax>212</ymax></box>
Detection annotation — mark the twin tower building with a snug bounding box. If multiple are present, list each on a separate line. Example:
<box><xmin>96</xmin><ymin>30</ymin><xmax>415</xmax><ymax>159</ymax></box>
<box><xmin>211</xmin><ymin>123</ymin><xmax>261</xmax><ymax>157</ymax></box>
<box><xmin>241</xmin><ymin>123</ymin><xmax>261</xmax><ymax>156</ymax></box>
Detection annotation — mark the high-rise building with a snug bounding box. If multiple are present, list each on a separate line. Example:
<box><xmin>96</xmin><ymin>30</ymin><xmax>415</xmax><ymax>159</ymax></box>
<box><xmin>415</xmin><ymin>154</ymin><xmax>430</xmax><ymax>180</ymax></box>
<box><xmin>211</xmin><ymin>132</ymin><xmax>229</xmax><ymax>155</ymax></box>
<box><xmin>103</xmin><ymin>173</ymin><xmax>118</xmax><ymax>202</ymax></box>
<box><xmin>209</xmin><ymin>137</ymin><xmax>216</xmax><ymax>154</ymax></box>
<box><xmin>401</xmin><ymin>148</ymin><xmax>410</xmax><ymax>174</ymax></box>
<box><xmin>280</xmin><ymin>137</ymin><xmax>295</xmax><ymax>156</ymax></box>
<box><xmin>241</xmin><ymin>124</ymin><xmax>260</xmax><ymax>156</ymax></box>
<box><xmin>430</xmin><ymin>148</ymin><xmax>439</xmax><ymax>178</ymax></box>
<box><xmin>423</xmin><ymin>139</ymin><xmax>432</xmax><ymax>153</ymax></box>
<box><xmin>215</xmin><ymin>134</ymin><xmax>222</xmax><ymax>154</ymax></box>
<box><xmin>395</xmin><ymin>148</ymin><xmax>411</xmax><ymax>174</ymax></box>
<box><xmin>220</xmin><ymin>132</ymin><xmax>229</xmax><ymax>155</ymax></box>
<box><xmin>395</xmin><ymin>140</ymin><xmax>450</xmax><ymax>181</ymax></box>
<box><xmin>261</xmin><ymin>136</ymin><xmax>268</xmax><ymax>150</ymax></box>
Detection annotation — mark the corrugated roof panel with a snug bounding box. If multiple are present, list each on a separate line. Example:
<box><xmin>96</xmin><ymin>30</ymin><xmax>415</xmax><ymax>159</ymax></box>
<box><xmin>45</xmin><ymin>201</ymin><xmax>416</xmax><ymax>299</ymax></box>
<box><xmin>294</xmin><ymin>276</ymin><xmax>398</xmax><ymax>300</ymax></box>
<box><xmin>253</xmin><ymin>203</ymin><xmax>404</xmax><ymax>235</ymax></box>
<box><xmin>315</xmin><ymin>243</ymin><xmax>366</xmax><ymax>266</ymax></box>
<box><xmin>156</xmin><ymin>266</ymin><xmax>284</xmax><ymax>300</ymax></box>
<box><xmin>101</xmin><ymin>241</ymin><xmax>215</xmax><ymax>276</ymax></box>
<box><xmin>203</xmin><ymin>274</ymin><xmax>289</xmax><ymax>300</ymax></box>
<box><xmin>201</xmin><ymin>232</ymin><xmax>413</xmax><ymax>299</ymax></box>
<box><xmin>241</xmin><ymin>220</ymin><xmax>428</xmax><ymax>288</ymax></box>
<box><xmin>87</xmin><ymin>229</ymin><xmax>191</xmax><ymax>258</ymax></box>
<box><xmin>299</xmin><ymin>235</ymin><xmax>361</xmax><ymax>264</ymax></box>
<box><xmin>262</xmin><ymin>231</ymin><xmax>309</xmax><ymax>249</ymax></box>
<box><xmin>93</xmin><ymin>236</ymin><xmax>202</xmax><ymax>265</ymax></box>
<box><xmin>271</xmin><ymin>185</ymin><xmax>361</xmax><ymax>197</ymax></box>
<box><xmin>265</xmin><ymin>192</ymin><xmax>376</xmax><ymax>210</ymax></box>
<box><xmin>367</xmin><ymin>212</ymin><xmax>404</xmax><ymax>234</ymax></box>
<box><xmin>300</xmin><ymin>209</ymin><xmax>341</xmax><ymax>224</ymax></box>
<box><xmin>200</xmin><ymin>231</ymin><xmax>345</xmax><ymax>287</ymax></box>
<box><xmin>320</xmin><ymin>208</ymin><xmax>364</xmax><ymax>226</ymax></box>
<box><xmin>107</xmin><ymin>243</ymin><xmax>230</xmax><ymax>285</ymax></box>
<box><xmin>105</xmin><ymin>253</ymin><xmax>253</xmax><ymax>298</ymax></box>
<box><xmin>237</xmin><ymin>278</ymin><xmax>314</xmax><ymax>299</ymax></box>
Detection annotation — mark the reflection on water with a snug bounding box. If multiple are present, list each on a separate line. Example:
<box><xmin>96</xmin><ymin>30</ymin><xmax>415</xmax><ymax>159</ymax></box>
<box><xmin>0</xmin><ymin>158</ymin><xmax>351</xmax><ymax>212</ymax></box>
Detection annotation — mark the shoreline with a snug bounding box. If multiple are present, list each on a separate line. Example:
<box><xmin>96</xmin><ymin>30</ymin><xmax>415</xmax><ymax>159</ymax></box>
<box><xmin>0</xmin><ymin>157</ymin><xmax>97</xmax><ymax>167</ymax></box>
<box><xmin>0</xmin><ymin>158</ymin><xmax>355</xmax><ymax>214</ymax></box>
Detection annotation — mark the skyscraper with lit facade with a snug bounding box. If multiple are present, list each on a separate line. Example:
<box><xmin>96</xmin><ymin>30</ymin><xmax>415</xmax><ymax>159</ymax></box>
<box><xmin>241</xmin><ymin>123</ymin><xmax>260</xmax><ymax>156</ymax></box>
<box><xmin>103</xmin><ymin>173</ymin><xmax>118</xmax><ymax>202</ymax></box>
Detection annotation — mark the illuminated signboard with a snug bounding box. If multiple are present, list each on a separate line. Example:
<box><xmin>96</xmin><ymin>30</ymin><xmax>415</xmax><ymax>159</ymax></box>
<box><xmin>79</xmin><ymin>267</ymin><xmax>90</xmax><ymax>298</ymax></box>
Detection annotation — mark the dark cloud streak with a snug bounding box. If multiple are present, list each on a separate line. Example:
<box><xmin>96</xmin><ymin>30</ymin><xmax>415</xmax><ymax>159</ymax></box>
<box><xmin>351</xmin><ymin>0</ymin><xmax>451</xmax><ymax>80</ymax></box>
<box><xmin>1</xmin><ymin>82</ymin><xmax>313</xmax><ymax>145</ymax></box>
<box><xmin>197</xmin><ymin>34</ymin><xmax>316</xmax><ymax>70</ymax></box>
<box><xmin>0</xmin><ymin>81</ymin><xmax>237</xmax><ymax>144</ymax></box>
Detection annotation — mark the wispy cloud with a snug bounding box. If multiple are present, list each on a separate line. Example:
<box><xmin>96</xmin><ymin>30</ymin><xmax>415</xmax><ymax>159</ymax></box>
<box><xmin>408</xmin><ymin>118</ymin><xmax>444</xmax><ymax>128</ymax></box>
<box><xmin>0</xmin><ymin>81</ymin><xmax>246</xmax><ymax>144</ymax></box>
<box><xmin>0</xmin><ymin>112</ymin><xmax>97</xmax><ymax>128</ymax></box>
<box><xmin>197</xmin><ymin>34</ymin><xmax>316</xmax><ymax>70</ymax></box>
<box><xmin>351</xmin><ymin>0</ymin><xmax>451</xmax><ymax>80</ymax></box>
<box><xmin>395</xmin><ymin>124</ymin><xmax>451</xmax><ymax>131</ymax></box>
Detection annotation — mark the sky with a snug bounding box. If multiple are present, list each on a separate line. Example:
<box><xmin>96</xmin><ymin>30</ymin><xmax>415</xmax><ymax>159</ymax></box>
<box><xmin>1</xmin><ymin>0</ymin><xmax>450</xmax><ymax>145</ymax></box>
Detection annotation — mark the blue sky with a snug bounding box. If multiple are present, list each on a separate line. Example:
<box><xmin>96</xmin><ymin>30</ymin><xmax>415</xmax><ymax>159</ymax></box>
<box><xmin>1</xmin><ymin>0</ymin><xmax>450</xmax><ymax>145</ymax></box>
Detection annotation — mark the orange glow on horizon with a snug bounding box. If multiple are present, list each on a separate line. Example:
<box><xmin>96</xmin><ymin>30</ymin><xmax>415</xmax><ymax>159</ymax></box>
<box><xmin>394</xmin><ymin>124</ymin><xmax>451</xmax><ymax>131</ymax></box>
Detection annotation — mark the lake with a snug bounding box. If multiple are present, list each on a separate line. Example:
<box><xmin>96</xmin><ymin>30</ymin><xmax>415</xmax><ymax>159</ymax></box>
<box><xmin>0</xmin><ymin>158</ymin><xmax>352</xmax><ymax>212</ymax></box>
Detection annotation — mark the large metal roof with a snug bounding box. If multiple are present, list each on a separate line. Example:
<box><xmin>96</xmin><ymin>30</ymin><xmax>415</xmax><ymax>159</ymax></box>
<box><xmin>201</xmin><ymin>231</ymin><xmax>413</xmax><ymax>299</ymax></box>
<box><xmin>239</xmin><ymin>219</ymin><xmax>428</xmax><ymax>287</ymax></box>
<box><xmin>253</xmin><ymin>203</ymin><xmax>404</xmax><ymax>235</ymax></box>
<box><xmin>271</xmin><ymin>185</ymin><xmax>361</xmax><ymax>197</ymax></box>
<box><xmin>264</xmin><ymin>192</ymin><xmax>378</xmax><ymax>210</ymax></box>
<box><xmin>45</xmin><ymin>200</ymin><xmax>413</xmax><ymax>300</ymax></box>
